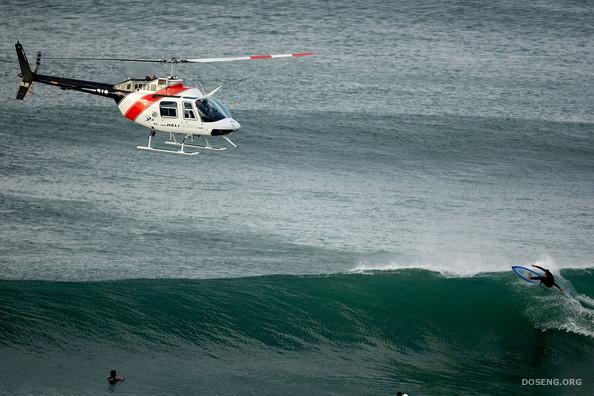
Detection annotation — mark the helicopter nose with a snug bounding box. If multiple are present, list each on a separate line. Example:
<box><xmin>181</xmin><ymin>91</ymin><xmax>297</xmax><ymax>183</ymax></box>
<box><xmin>229</xmin><ymin>118</ymin><xmax>241</xmax><ymax>131</ymax></box>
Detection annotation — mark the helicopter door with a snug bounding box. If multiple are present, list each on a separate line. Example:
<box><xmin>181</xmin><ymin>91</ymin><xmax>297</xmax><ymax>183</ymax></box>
<box><xmin>155</xmin><ymin>100</ymin><xmax>181</xmax><ymax>133</ymax></box>
<box><xmin>182</xmin><ymin>101</ymin><xmax>204</xmax><ymax>134</ymax></box>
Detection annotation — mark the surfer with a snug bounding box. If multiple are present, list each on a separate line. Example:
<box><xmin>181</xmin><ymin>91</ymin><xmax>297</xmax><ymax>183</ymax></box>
<box><xmin>530</xmin><ymin>265</ymin><xmax>563</xmax><ymax>292</ymax></box>
<box><xmin>107</xmin><ymin>369</ymin><xmax>125</xmax><ymax>385</ymax></box>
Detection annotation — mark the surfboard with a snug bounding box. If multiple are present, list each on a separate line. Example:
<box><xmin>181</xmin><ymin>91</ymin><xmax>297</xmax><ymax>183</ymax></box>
<box><xmin>511</xmin><ymin>266</ymin><xmax>542</xmax><ymax>284</ymax></box>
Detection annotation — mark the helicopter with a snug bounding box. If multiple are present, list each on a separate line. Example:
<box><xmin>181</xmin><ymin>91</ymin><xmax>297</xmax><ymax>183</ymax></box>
<box><xmin>14</xmin><ymin>41</ymin><xmax>313</xmax><ymax>156</ymax></box>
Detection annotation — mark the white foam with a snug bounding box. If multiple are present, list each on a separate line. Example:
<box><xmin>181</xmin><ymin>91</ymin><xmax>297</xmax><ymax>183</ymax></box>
<box><xmin>524</xmin><ymin>270</ymin><xmax>594</xmax><ymax>339</ymax></box>
<box><xmin>350</xmin><ymin>255</ymin><xmax>593</xmax><ymax>278</ymax></box>
<box><xmin>349</xmin><ymin>260</ymin><xmax>511</xmax><ymax>277</ymax></box>
<box><xmin>553</xmin><ymin>299</ymin><xmax>594</xmax><ymax>339</ymax></box>
<box><xmin>575</xmin><ymin>294</ymin><xmax>594</xmax><ymax>309</ymax></box>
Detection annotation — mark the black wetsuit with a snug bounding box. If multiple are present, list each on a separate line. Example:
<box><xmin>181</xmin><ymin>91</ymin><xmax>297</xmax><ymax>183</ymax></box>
<box><xmin>534</xmin><ymin>270</ymin><xmax>555</xmax><ymax>287</ymax></box>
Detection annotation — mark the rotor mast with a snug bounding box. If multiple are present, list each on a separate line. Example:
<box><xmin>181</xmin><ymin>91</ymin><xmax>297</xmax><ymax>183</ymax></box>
<box><xmin>168</xmin><ymin>58</ymin><xmax>179</xmax><ymax>79</ymax></box>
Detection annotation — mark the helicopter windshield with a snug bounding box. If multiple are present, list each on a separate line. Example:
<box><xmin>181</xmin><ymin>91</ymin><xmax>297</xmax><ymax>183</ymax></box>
<box><xmin>195</xmin><ymin>98</ymin><xmax>231</xmax><ymax>122</ymax></box>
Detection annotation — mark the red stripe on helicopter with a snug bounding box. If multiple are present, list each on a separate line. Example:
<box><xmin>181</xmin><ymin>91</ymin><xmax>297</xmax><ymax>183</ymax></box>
<box><xmin>124</xmin><ymin>83</ymin><xmax>189</xmax><ymax>121</ymax></box>
<box><xmin>248</xmin><ymin>52</ymin><xmax>313</xmax><ymax>60</ymax></box>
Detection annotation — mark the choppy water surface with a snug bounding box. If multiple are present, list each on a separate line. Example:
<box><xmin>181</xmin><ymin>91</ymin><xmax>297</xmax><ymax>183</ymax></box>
<box><xmin>0</xmin><ymin>0</ymin><xmax>593</xmax><ymax>394</ymax></box>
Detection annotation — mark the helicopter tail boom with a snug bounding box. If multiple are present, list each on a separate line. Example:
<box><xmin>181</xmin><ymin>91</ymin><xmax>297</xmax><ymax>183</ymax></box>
<box><xmin>33</xmin><ymin>74</ymin><xmax>123</xmax><ymax>102</ymax></box>
<box><xmin>15</xmin><ymin>42</ymin><xmax>124</xmax><ymax>102</ymax></box>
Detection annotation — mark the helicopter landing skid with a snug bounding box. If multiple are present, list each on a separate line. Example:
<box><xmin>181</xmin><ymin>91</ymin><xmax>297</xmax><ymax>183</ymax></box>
<box><xmin>164</xmin><ymin>141</ymin><xmax>226</xmax><ymax>151</ymax></box>
<box><xmin>136</xmin><ymin>131</ymin><xmax>199</xmax><ymax>156</ymax></box>
<box><xmin>136</xmin><ymin>145</ymin><xmax>199</xmax><ymax>156</ymax></box>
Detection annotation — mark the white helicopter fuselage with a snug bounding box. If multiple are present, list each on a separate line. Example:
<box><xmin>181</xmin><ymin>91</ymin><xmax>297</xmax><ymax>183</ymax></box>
<box><xmin>15</xmin><ymin>41</ymin><xmax>312</xmax><ymax>155</ymax></box>
<box><xmin>116</xmin><ymin>78</ymin><xmax>240</xmax><ymax>137</ymax></box>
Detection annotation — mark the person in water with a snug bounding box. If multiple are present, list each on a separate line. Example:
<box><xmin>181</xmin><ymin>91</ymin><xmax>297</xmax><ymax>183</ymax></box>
<box><xmin>107</xmin><ymin>369</ymin><xmax>125</xmax><ymax>385</ymax></box>
<box><xmin>530</xmin><ymin>265</ymin><xmax>563</xmax><ymax>292</ymax></box>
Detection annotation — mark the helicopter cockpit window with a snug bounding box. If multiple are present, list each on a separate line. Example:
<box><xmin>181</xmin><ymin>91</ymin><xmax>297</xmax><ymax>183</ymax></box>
<box><xmin>183</xmin><ymin>102</ymin><xmax>196</xmax><ymax>119</ymax></box>
<box><xmin>160</xmin><ymin>101</ymin><xmax>178</xmax><ymax>118</ymax></box>
<box><xmin>195</xmin><ymin>98</ymin><xmax>231</xmax><ymax>122</ymax></box>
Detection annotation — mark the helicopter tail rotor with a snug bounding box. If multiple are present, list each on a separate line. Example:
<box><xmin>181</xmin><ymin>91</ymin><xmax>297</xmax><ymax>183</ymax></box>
<box><xmin>15</xmin><ymin>41</ymin><xmax>36</xmax><ymax>100</ymax></box>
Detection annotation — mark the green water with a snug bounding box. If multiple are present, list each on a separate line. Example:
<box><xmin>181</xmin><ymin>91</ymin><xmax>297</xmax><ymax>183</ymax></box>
<box><xmin>1</xmin><ymin>270</ymin><xmax>593</xmax><ymax>395</ymax></box>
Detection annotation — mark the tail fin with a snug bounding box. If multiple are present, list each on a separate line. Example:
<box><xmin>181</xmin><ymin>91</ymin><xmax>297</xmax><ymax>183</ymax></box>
<box><xmin>15</xmin><ymin>41</ymin><xmax>35</xmax><ymax>100</ymax></box>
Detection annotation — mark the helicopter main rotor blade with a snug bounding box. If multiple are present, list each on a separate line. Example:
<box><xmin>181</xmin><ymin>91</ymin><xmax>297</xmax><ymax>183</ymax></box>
<box><xmin>182</xmin><ymin>52</ymin><xmax>313</xmax><ymax>63</ymax></box>
<box><xmin>43</xmin><ymin>56</ymin><xmax>168</xmax><ymax>63</ymax></box>
<box><xmin>41</xmin><ymin>52</ymin><xmax>313</xmax><ymax>65</ymax></box>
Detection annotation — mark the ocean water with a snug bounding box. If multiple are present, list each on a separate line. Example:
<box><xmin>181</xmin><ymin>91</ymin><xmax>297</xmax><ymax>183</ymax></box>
<box><xmin>1</xmin><ymin>0</ymin><xmax>593</xmax><ymax>395</ymax></box>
